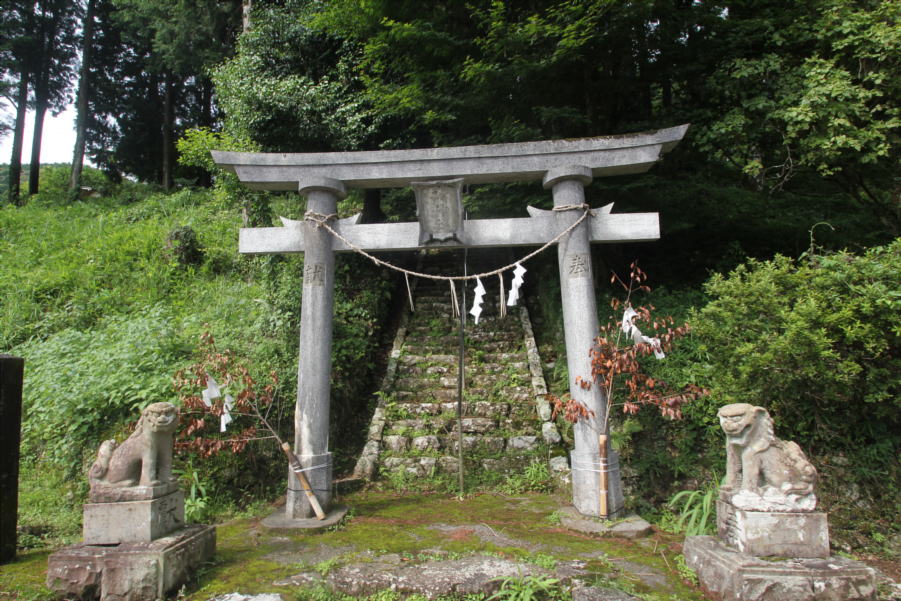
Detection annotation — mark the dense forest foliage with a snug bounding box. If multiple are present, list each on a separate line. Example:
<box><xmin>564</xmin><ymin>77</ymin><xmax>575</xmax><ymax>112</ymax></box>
<box><xmin>1</xmin><ymin>0</ymin><xmax>898</xmax><ymax>554</ymax></box>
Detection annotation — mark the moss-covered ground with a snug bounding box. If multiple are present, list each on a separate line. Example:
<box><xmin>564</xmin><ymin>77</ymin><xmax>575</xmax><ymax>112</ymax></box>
<box><xmin>2</xmin><ymin>490</ymin><xmax>713</xmax><ymax>601</ymax></box>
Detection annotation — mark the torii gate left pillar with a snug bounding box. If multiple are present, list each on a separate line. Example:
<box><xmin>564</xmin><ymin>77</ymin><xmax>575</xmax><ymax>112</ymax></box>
<box><xmin>288</xmin><ymin>177</ymin><xmax>346</xmax><ymax>519</ymax></box>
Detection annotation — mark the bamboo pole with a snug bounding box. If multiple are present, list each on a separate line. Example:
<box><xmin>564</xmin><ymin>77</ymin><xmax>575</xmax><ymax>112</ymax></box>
<box><xmin>598</xmin><ymin>433</ymin><xmax>609</xmax><ymax>518</ymax></box>
<box><xmin>281</xmin><ymin>443</ymin><xmax>326</xmax><ymax>520</ymax></box>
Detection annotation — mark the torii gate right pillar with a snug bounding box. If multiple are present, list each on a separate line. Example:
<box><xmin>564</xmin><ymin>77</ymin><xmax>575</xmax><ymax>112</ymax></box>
<box><xmin>545</xmin><ymin>166</ymin><xmax>624</xmax><ymax>518</ymax></box>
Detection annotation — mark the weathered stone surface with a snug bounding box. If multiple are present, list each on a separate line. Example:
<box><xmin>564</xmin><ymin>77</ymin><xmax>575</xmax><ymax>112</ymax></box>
<box><xmin>211</xmin><ymin>594</ymin><xmax>284</xmax><ymax>601</ymax></box>
<box><xmin>383</xmin><ymin>435</ymin><xmax>409</xmax><ymax>453</ymax></box>
<box><xmin>717</xmin><ymin>499</ymin><xmax>829</xmax><ymax>558</ymax></box>
<box><xmin>509</xmin><ymin>436</ymin><xmax>538</xmax><ymax>451</ymax></box>
<box><xmin>83</xmin><ymin>490</ymin><xmax>185</xmax><ymax>545</ymax></box>
<box><xmin>570</xmin><ymin>449</ymin><xmax>625</xmax><ymax>519</ymax></box>
<box><xmin>559</xmin><ymin>507</ymin><xmax>652</xmax><ymax>539</ymax></box>
<box><xmin>261</xmin><ymin>505</ymin><xmax>348</xmax><ymax>531</ymax></box>
<box><xmin>89</xmin><ymin>403</ymin><xmax>179</xmax><ymax>494</ymax></box>
<box><xmin>412</xmin><ymin>435</ymin><xmax>442</xmax><ymax>452</ymax></box>
<box><xmin>542</xmin><ymin>422</ymin><xmax>562</xmax><ymax>444</ymax></box>
<box><xmin>461</xmin><ymin>418</ymin><xmax>496</xmax><ymax>433</ymax></box>
<box><xmin>89</xmin><ymin>482</ymin><xmax>180</xmax><ymax>504</ymax></box>
<box><xmin>718</xmin><ymin>403</ymin><xmax>817</xmax><ymax>512</ymax></box>
<box><xmin>328</xmin><ymin>554</ymin><xmax>544</xmax><ymax>599</ymax></box>
<box><xmin>47</xmin><ymin>524</ymin><xmax>215</xmax><ymax>601</ymax></box>
<box><xmin>571</xmin><ymin>584</ymin><xmax>640</xmax><ymax>600</ymax></box>
<box><xmin>683</xmin><ymin>535</ymin><xmax>877</xmax><ymax>601</ymax></box>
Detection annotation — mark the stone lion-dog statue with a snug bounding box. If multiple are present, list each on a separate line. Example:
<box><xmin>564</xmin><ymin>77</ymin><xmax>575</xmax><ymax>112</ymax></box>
<box><xmin>717</xmin><ymin>403</ymin><xmax>817</xmax><ymax>511</ymax></box>
<box><xmin>89</xmin><ymin>402</ymin><xmax>179</xmax><ymax>489</ymax></box>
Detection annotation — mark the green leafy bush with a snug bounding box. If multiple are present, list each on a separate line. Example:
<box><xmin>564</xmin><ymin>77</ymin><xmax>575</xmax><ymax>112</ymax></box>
<box><xmin>686</xmin><ymin>240</ymin><xmax>900</xmax><ymax>487</ymax></box>
<box><xmin>15</xmin><ymin>307</ymin><xmax>188</xmax><ymax>470</ymax></box>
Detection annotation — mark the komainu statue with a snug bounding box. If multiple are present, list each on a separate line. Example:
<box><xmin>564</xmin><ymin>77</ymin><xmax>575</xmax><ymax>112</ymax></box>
<box><xmin>717</xmin><ymin>403</ymin><xmax>817</xmax><ymax>511</ymax></box>
<box><xmin>89</xmin><ymin>402</ymin><xmax>179</xmax><ymax>489</ymax></box>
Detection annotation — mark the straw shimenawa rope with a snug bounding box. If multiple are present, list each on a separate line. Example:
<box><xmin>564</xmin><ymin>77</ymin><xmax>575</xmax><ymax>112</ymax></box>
<box><xmin>303</xmin><ymin>204</ymin><xmax>593</xmax><ymax>282</ymax></box>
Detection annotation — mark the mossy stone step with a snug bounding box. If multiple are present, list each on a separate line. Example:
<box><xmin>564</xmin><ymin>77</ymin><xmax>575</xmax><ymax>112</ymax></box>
<box><xmin>395</xmin><ymin>387</ymin><xmax>531</xmax><ymax>403</ymax></box>
<box><xmin>388</xmin><ymin>400</ymin><xmax>511</xmax><ymax>417</ymax></box>
<box><xmin>394</xmin><ymin>374</ymin><xmax>528</xmax><ymax>391</ymax></box>
<box><xmin>397</xmin><ymin>361</ymin><xmax>529</xmax><ymax>377</ymax></box>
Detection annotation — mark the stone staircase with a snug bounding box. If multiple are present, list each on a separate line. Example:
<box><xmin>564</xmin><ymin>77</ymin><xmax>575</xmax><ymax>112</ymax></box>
<box><xmin>353</xmin><ymin>250</ymin><xmax>563</xmax><ymax>487</ymax></box>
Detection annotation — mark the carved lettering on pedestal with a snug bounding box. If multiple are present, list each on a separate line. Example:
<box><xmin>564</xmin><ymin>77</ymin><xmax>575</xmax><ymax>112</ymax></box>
<box><xmin>566</xmin><ymin>253</ymin><xmax>590</xmax><ymax>279</ymax></box>
<box><xmin>304</xmin><ymin>263</ymin><xmax>325</xmax><ymax>286</ymax></box>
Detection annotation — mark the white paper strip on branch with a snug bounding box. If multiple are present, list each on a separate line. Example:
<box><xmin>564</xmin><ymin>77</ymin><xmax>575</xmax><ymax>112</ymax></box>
<box><xmin>220</xmin><ymin>393</ymin><xmax>234</xmax><ymax>432</ymax></box>
<box><xmin>506</xmin><ymin>263</ymin><xmax>526</xmax><ymax>307</ymax></box>
<box><xmin>469</xmin><ymin>277</ymin><xmax>486</xmax><ymax>324</ymax></box>
<box><xmin>622</xmin><ymin>308</ymin><xmax>665</xmax><ymax>360</ymax></box>
<box><xmin>621</xmin><ymin>307</ymin><xmax>638</xmax><ymax>337</ymax></box>
<box><xmin>202</xmin><ymin>375</ymin><xmax>221</xmax><ymax>407</ymax></box>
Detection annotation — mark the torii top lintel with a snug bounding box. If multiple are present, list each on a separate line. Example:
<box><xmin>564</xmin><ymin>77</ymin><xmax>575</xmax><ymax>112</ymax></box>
<box><xmin>211</xmin><ymin>124</ymin><xmax>689</xmax><ymax>191</ymax></box>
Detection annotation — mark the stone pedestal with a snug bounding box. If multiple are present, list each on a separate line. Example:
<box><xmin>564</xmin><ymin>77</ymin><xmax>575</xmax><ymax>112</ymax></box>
<box><xmin>83</xmin><ymin>490</ymin><xmax>185</xmax><ymax>545</ymax></box>
<box><xmin>684</xmin><ymin>536</ymin><xmax>877</xmax><ymax>601</ymax></box>
<box><xmin>717</xmin><ymin>499</ymin><xmax>829</xmax><ymax>559</ymax></box>
<box><xmin>47</xmin><ymin>525</ymin><xmax>216</xmax><ymax>601</ymax></box>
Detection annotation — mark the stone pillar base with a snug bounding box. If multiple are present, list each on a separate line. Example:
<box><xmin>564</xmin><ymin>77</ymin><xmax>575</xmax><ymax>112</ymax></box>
<box><xmin>83</xmin><ymin>490</ymin><xmax>185</xmax><ymax>545</ymax></box>
<box><xmin>683</xmin><ymin>535</ymin><xmax>876</xmax><ymax>601</ymax></box>
<box><xmin>47</xmin><ymin>525</ymin><xmax>215</xmax><ymax>601</ymax></box>
<box><xmin>569</xmin><ymin>450</ymin><xmax>624</xmax><ymax>519</ymax></box>
<box><xmin>286</xmin><ymin>452</ymin><xmax>332</xmax><ymax>519</ymax></box>
<box><xmin>717</xmin><ymin>499</ymin><xmax>829</xmax><ymax>558</ymax></box>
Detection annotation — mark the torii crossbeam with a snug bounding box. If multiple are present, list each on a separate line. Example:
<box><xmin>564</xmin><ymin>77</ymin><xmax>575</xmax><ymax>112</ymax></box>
<box><xmin>213</xmin><ymin>124</ymin><xmax>688</xmax><ymax>523</ymax></box>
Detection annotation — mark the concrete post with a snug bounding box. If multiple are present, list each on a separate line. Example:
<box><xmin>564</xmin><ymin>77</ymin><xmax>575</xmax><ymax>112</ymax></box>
<box><xmin>544</xmin><ymin>167</ymin><xmax>624</xmax><ymax>518</ymax></box>
<box><xmin>0</xmin><ymin>355</ymin><xmax>24</xmax><ymax>563</ymax></box>
<box><xmin>287</xmin><ymin>177</ymin><xmax>346</xmax><ymax>520</ymax></box>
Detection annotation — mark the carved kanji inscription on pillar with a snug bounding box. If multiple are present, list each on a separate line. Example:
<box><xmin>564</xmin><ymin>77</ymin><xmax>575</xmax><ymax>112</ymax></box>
<box><xmin>567</xmin><ymin>253</ymin><xmax>590</xmax><ymax>279</ymax></box>
<box><xmin>304</xmin><ymin>263</ymin><xmax>325</xmax><ymax>286</ymax></box>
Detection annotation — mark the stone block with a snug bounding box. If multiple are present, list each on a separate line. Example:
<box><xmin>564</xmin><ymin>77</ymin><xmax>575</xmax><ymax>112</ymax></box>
<box><xmin>717</xmin><ymin>500</ymin><xmax>829</xmax><ymax>558</ymax></box>
<box><xmin>383</xmin><ymin>435</ymin><xmax>409</xmax><ymax>453</ymax></box>
<box><xmin>683</xmin><ymin>535</ymin><xmax>876</xmax><ymax>601</ymax></box>
<box><xmin>412</xmin><ymin>435</ymin><xmax>441</xmax><ymax>452</ymax></box>
<box><xmin>509</xmin><ymin>436</ymin><xmax>538</xmax><ymax>451</ymax></box>
<box><xmin>542</xmin><ymin>422</ymin><xmax>562</xmax><ymax>444</ymax></box>
<box><xmin>461</xmin><ymin>417</ymin><xmax>496</xmax><ymax>433</ymax></box>
<box><xmin>83</xmin><ymin>490</ymin><xmax>185</xmax><ymax>545</ymax></box>
<box><xmin>89</xmin><ymin>482</ymin><xmax>179</xmax><ymax>504</ymax></box>
<box><xmin>47</xmin><ymin>525</ymin><xmax>216</xmax><ymax>601</ymax></box>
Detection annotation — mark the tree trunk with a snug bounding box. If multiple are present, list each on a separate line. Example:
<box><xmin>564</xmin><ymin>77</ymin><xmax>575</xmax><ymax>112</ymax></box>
<box><xmin>242</xmin><ymin>0</ymin><xmax>251</xmax><ymax>33</ymax></box>
<box><xmin>161</xmin><ymin>71</ymin><xmax>173</xmax><ymax>190</ymax></box>
<box><xmin>7</xmin><ymin>72</ymin><xmax>30</xmax><ymax>207</ymax></box>
<box><xmin>27</xmin><ymin>97</ymin><xmax>47</xmax><ymax>196</ymax></box>
<box><xmin>70</xmin><ymin>0</ymin><xmax>97</xmax><ymax>200</ymax></box>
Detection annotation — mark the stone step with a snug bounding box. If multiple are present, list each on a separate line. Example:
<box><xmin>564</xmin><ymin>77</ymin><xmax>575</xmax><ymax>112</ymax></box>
<box><xmin>381</xmin><ymin>433</ymin><xmax>543</xmax><ymax>455</ymax></box>
<box><xmin>394</xmin><ymin>373</ymin><xmax>529</xmax><ymax>391</ymax></box>
<box><xmin>388</xmin><ymin>400</ymin><xmax>511</xmax><ymax>418</ymax></box>
<box><xmin>398</xmin><ymin>352</ymin><xmax>527</xmax><ymax>366</ymax></box>
<box><xmin>403</xmin><ymin>341</ymin><xmax>522</xmax><ymax>354</ymax></box>
<box><xmin>397</xmin><ymin>361</ymin><xmax>529</xmax><ymax>377</ymax></box>
<box><xmin>395</xmin><ymin>386</ymin><xmax>532</xmax><ymax>403</ymax></box>
<box><xmin>379</xmin><ymin>453</ymin><xmax>545</xmax><ymax>477</ymax></box>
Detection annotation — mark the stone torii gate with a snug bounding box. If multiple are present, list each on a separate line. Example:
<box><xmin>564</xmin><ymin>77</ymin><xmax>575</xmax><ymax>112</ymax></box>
<box><xmin>212</xmin><ymin>124</ymin><xmax>688</xmax><ymax>522</ymax></box>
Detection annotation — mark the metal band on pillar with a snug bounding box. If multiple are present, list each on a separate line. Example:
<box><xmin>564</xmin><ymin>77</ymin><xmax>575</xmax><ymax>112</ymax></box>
<box><xmin>543</xmin><ymin>166</ymin><xmax>624</xmax><ymax>518</ymax></box>
<box><xmin>288</xmin><ymin>176</ymin><xmax>346</xmax><ymax>520</ymax></box>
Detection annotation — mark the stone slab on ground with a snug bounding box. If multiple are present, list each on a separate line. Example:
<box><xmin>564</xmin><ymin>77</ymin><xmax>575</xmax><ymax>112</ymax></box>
<box><xmin>47</xmin><ymin>524</ymin><xmax>215</xmax><ymax>601</ymax></box>
<box><xmin>261</xmin><ymin>505</ymin><xmax>348</xmax><ymax>530</ymax></box>
<box><xmin>275</xmin><ymin>552</ymin><xmax>641</xmax><ymax>601</ymax></box>
<box><xmin>717</xmin><ymin>499</ymin><xmax>830</xmax><ymax>559</ymax></box>
<box><xmin>559</xmin><ymin>507</ymin><xmax>652</xmax><ymax>539</ymax></box>
<box><xmin>683</xmin><ymin>535</ymin><xmax>877</xmax><ymax>601</ymax></box>
<box><xmin>83</xmin><ymin>490</ymin><xmax>185</xmax><ymax>545</ymax></box>
<box><xmin>210</xmin><ymin>595</ymin><xmax>284</xmax><ymax>601</ymax></box>
<box><xmin>571</xmin><ymin>585</ymin><xmax>640</xmax><ymax>601</ymax></box>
